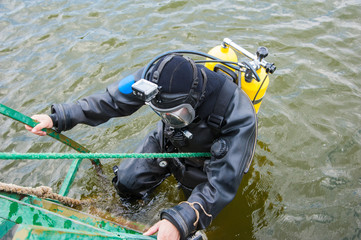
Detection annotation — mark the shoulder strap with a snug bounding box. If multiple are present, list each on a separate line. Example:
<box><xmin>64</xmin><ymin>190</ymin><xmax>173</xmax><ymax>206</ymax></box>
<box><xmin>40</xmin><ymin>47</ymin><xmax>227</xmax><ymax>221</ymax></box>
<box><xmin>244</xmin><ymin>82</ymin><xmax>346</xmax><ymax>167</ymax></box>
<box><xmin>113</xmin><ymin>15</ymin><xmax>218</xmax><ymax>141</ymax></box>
<box><xmin>207</xmin><ymin>80</ymin><xmax>237</xmax><ymax>129</ymax></box>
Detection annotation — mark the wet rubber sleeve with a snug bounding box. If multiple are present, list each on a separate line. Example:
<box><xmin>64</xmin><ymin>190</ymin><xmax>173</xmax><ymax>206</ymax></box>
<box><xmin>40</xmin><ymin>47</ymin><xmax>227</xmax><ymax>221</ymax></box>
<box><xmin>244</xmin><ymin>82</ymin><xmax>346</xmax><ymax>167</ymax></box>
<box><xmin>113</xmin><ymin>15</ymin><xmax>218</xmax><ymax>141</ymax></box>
<box><xmin>160</xmin><ymin>90</ymin><xmax>258</xmax><ymax>238</ymax></box>
<box><xmin>160</xmin><ymin>203</ymin><xmax>198</xmax><ymax>240</ymax></box>
<box><xmin>50</xmin><ymin>70</ymin><xmax>144</xmax><ymax>132</ymax></box>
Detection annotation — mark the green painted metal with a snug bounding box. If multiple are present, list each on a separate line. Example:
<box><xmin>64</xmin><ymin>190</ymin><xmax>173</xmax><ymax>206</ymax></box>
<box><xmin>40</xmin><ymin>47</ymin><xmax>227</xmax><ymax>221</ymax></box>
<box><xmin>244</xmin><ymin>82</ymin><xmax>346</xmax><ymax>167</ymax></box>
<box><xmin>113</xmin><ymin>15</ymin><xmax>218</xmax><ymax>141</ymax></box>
<box><xmin>4</xmin><ymin>193</ymin><xmax>146</xmax><ymax>234</ymax></box>
<box><xmin>0</xmin><ymin>217</ymin><xmax>16</xmax><ymax>239</ymax></box>
<box><xmin>0</xmin><ymin>103</ymin><xmax>210</xmax><ymax>198</ymax></box>
<box><xmin>0</xmin><ymin>103</ymin><xmax>101</xmax><ymax>166</ymax></box>
<box><xmin>58</xmin><ymin>158</ymin><xmax>82</xmax><ymax>196</ymax></box>
<box><xmin>12</xmin><ymin>224</ymin><xmax>145</xmax><ymax>240</ymax></box>
<box><xmin>0</xmin><ymin>152</ymin><xmax>212</xmax><ymax>159</ymax></box>
<box><xmin>0</xmin><ymin>104</ymin><xmax>160</xmax><ymax>239</ymax></box>
<box><xmin>0</xmin><ymin>103</ymin><xmax>104</xmax><ymax>197</ymax></box>
<box><xmin>0</xmin><ymin>192</ymin><xmax>155</xmax><ymax>239</ymax></box>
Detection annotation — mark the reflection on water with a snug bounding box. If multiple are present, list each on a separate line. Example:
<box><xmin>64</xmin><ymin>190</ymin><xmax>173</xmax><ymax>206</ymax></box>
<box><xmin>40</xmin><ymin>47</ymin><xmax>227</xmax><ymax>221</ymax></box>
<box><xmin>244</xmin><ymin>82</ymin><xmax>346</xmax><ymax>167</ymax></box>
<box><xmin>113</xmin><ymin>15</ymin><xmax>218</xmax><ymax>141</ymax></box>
<box><xmin>1</xmin><ymin>0</ymin><xmax>361</xmax><ymax>239</ymax></box>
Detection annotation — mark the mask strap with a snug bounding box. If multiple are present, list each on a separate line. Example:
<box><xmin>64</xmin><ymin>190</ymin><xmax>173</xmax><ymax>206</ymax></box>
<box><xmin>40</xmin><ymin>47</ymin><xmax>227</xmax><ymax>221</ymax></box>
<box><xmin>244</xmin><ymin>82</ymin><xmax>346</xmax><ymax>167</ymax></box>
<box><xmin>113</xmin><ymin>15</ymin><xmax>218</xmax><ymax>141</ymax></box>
<box><xmin>196</xmin><ymin>69</ymin><xmax>208</xmax><ymax>108</ymax></box>
<box><xmin>150</xmin><ymin>54</ymin><xmax>206</xmax><ymax>109</ymax></box>
<box><xmin>182</xmin><ymin>56</ymin><xmax>201</xmax><ymax>107</ymax></box>
<box><xmin>151</xmin><ymin>54</ymin><xmax>177</xmax><ymax>83</ymax></box>
<box><xmin>183</xmin><ymin>57</ymin><xmax>208</xmax><ymax>109</ymax></box>
<box><xmin>183</xmin><ymin>56</ymin><xmax>199</xmax><ymax>89</ymax></box>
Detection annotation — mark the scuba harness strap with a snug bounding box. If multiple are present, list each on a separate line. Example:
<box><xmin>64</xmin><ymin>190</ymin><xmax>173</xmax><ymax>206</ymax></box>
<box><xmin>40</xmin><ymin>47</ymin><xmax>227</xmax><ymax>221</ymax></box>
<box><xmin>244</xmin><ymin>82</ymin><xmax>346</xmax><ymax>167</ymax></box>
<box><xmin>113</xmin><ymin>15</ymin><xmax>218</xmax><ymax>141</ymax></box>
<box><xmin>207</xmin><ymin>79</ymin><xmax>237</xmax><ymax>129</ymax></box>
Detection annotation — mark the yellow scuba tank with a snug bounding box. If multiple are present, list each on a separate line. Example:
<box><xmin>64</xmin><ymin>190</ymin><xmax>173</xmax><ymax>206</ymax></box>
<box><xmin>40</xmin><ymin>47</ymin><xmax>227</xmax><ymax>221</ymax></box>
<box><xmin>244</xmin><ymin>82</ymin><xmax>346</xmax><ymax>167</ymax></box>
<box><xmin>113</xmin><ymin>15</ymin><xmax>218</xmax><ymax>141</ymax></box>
<box><xmin>205</xmin><ymin>45</ymin><xmax>238</xmax><ymax>72</ymax></box>
<box><xmin>240</xmin><ymin>66</ymin><xmax>269</xmax><ymax>113</ymax></box>
<box><xmin>206</xmin><ymin>40</ymin><xmax>274</xmax><ymax>114</ymax></box>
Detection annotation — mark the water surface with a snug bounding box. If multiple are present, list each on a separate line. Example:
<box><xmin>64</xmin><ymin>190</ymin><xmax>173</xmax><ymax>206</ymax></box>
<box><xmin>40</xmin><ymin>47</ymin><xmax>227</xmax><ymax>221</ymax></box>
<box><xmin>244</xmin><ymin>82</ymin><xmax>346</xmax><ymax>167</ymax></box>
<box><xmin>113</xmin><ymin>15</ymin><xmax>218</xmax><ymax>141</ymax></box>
<box><xmin>1</xmin><ymin>1</ymin><xmax>361</xmax><ymax>239</ymax></box>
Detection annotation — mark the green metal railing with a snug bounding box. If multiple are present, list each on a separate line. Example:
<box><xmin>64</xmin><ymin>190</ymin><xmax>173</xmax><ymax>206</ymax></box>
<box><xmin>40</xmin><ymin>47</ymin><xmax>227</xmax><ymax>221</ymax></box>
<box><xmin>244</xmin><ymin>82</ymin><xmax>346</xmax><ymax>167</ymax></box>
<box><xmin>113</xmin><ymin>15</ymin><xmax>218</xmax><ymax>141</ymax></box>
<box><xmin>0</xmin><ymin>103</ymin><xmax>210</xmax><ymax>196</ymax></box>
<box><xmin>0</xmin><ymin>104</ymin><xmax>101</xmax><ymax>165</ymax></box>
<box><xmin>0</xmin><ymin>104</ymin><xmax>158</xmax><ymax>239</ymax></box>
<box><xmin>0</xmin><ymin>103</ymin><xmax>209</xmax><ymax>239</ymax></box>
<box><xmin>0</xmin><ymin>103</ymin><xmax>104</xmax><ymax>197</ymax></box>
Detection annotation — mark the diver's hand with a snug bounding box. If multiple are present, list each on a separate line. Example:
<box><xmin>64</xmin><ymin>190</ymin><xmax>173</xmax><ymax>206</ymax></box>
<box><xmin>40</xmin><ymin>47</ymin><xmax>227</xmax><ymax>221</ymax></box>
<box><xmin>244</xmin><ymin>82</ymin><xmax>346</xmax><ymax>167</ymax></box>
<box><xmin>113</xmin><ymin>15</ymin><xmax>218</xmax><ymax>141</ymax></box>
<box><xmin>143</xmin><ymin>219</ymin><xmax>180</xmax><ymax>240</ymax></box>
<box><xmin>25</xmin><ymin>114</ymin><xmax>53</xmax><ymax>136</ymax></box>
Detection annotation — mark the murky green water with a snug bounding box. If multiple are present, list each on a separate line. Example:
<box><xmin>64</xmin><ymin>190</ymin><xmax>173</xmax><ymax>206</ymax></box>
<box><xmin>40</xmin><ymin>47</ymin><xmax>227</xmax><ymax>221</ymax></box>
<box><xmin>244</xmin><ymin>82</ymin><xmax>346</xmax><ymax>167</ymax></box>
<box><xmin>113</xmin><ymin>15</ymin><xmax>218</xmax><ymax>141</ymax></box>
<box><xmin>1</xmin><ymin>0</ymin><xmax>361</xmax><ymax>239</ymax></box>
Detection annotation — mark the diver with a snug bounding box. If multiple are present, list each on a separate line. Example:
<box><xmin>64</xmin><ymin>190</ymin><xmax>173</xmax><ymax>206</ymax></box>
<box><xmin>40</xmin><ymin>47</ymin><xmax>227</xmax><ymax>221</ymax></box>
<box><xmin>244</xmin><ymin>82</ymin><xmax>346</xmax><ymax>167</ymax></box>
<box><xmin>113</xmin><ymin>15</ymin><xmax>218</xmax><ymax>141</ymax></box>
<box><xmin>25</xmin><ymin>54</ymin><xmax>258</xmax><ymax>240</ymax></box>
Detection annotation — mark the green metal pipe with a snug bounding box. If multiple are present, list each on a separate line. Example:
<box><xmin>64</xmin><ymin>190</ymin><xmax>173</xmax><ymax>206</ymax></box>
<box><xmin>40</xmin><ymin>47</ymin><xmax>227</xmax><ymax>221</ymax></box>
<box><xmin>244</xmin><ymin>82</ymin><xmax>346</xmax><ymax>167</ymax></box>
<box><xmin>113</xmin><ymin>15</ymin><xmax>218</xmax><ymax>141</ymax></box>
<box><xmin>0</xmin><ymin>103</ymin><xmax>104</xmax><ymax>197</ymax></box>
<box><xmin>0</xmin><ymin>103</ymin><xmax>101</xmax><ymax>166</ymax></box>
<box><xmin>58</xmin><ymin>158</ymin><xmax>82</xmax><ymax>197</ymax></box>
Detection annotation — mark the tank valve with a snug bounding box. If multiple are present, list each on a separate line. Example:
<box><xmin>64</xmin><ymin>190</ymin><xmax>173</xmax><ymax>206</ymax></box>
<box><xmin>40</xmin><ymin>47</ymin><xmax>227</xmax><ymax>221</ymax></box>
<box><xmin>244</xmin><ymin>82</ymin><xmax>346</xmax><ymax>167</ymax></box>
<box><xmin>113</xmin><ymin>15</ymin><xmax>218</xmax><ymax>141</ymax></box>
<box><xmin>257</xmin><ymin>47</ymin><xmax>268</xmax><ymax>62</ymax></box>
<box><xmin>265</xmin><ymin>62</ymin><xmax>276</xmax><ymax>74</ymax></box>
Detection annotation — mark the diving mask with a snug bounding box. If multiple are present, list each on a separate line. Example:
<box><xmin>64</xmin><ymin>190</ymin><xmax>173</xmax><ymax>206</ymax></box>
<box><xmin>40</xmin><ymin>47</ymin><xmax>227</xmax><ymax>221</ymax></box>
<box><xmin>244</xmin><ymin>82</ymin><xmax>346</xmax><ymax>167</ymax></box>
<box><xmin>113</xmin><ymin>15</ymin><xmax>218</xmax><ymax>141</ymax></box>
<box><xmin>132</xmin><ymin>79</ymin><xmax>196</xmax><ymax>128</ymax></box>
<box><xmin>148</xmin><ymin>102</ymin><xmax>195</xmax><ymax>128</ymax></box>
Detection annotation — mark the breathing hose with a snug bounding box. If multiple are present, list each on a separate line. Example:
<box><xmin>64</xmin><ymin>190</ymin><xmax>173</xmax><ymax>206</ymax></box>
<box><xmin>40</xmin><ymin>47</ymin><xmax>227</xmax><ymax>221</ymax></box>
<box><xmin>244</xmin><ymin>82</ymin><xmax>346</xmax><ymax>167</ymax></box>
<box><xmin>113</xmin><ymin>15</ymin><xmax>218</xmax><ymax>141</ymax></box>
<box><xmin>141</xmin><ymin>50</ymin><xmax>242</xmax><ymax>79</ymax></box>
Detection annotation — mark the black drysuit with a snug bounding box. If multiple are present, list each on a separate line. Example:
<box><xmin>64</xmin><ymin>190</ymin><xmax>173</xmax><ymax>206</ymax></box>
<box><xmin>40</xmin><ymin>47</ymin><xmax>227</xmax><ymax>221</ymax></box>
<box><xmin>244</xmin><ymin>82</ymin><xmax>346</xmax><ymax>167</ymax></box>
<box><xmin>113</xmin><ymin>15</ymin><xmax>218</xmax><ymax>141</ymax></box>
<box><xmin>50</xmin><ymin>65</ymin><xmax>257</xmax><ymax>239</ymax></box>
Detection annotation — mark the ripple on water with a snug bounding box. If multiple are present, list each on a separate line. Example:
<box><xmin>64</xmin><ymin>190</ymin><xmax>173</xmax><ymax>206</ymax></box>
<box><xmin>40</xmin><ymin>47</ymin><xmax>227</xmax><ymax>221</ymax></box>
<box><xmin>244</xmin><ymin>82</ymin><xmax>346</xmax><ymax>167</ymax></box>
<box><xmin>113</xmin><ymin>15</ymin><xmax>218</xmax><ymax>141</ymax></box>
<box><xmin>1</xmin><ymin>1</ymin><xmax>361</xmax><ymax>240</ymax></box>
